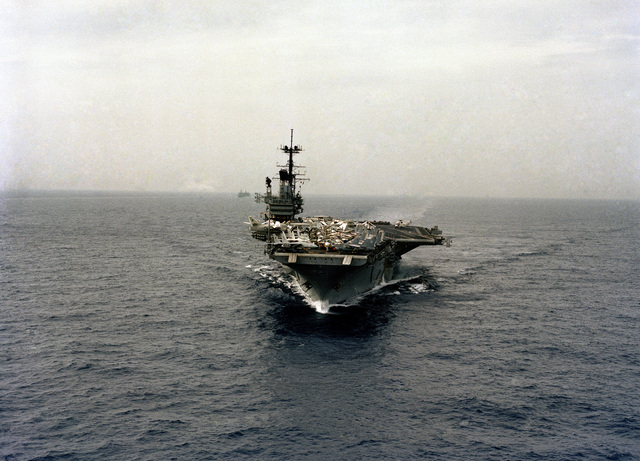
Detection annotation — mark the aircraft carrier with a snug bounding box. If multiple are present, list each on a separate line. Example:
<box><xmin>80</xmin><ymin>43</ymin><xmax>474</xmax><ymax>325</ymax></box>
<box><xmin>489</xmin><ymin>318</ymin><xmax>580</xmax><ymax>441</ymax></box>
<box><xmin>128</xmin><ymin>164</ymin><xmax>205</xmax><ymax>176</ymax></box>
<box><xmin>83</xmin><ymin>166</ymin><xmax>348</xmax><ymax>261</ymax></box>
<box><xmin>249</xmin><ymin>130</ymin><xmax>448</xmax><ymax>310</ymax></box>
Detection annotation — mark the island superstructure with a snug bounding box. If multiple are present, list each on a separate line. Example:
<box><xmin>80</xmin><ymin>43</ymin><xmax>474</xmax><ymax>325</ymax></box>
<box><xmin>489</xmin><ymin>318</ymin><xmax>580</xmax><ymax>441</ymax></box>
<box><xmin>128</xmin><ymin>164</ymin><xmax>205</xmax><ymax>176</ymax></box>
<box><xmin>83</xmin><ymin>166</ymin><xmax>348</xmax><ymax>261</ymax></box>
<box><xmin>249</xmin><ymin>129</ymin><xmax>448</xmax><ymax>309</ymax></box>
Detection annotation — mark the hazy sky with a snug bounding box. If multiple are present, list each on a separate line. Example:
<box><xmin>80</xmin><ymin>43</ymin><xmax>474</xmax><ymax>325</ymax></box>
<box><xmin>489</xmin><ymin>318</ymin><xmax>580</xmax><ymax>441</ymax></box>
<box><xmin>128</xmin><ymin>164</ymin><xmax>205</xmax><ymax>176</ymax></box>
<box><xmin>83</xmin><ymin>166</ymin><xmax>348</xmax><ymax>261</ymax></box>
<box><xmin>2</xmin><ymin>1</ymin><xmax>639</xmax><ymax>198</ymax></box>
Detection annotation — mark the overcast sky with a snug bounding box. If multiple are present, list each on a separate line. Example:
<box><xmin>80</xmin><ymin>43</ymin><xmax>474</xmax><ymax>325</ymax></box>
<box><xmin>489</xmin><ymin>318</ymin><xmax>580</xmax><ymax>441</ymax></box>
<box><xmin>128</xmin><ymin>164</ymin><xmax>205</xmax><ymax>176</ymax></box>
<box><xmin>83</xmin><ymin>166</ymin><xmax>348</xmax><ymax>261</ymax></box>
<box><xmin>2</xmin><ymin>1</ymin><xmax>639</xmax><ymax>199</ymax></box>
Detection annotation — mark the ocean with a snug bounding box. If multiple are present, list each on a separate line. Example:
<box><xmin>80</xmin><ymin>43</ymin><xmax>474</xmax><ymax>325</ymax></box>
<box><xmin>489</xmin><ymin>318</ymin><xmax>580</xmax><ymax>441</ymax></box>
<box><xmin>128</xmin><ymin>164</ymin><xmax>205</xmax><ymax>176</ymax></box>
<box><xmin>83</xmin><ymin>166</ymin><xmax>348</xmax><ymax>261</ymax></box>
<box><xmin>1</xmin><ymin>192</ymin><xmax>638</xmax><ymax>460</ymax></box>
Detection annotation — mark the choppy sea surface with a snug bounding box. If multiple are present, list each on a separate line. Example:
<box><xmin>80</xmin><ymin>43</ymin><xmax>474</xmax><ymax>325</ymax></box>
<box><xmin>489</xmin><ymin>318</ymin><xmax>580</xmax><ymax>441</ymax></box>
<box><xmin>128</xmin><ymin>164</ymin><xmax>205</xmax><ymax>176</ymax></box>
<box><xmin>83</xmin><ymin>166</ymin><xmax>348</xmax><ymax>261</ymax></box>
<box><xmin>1</xmin><ymin>192</ymin><xmax>639</xmax><ymax>460</ymax></box>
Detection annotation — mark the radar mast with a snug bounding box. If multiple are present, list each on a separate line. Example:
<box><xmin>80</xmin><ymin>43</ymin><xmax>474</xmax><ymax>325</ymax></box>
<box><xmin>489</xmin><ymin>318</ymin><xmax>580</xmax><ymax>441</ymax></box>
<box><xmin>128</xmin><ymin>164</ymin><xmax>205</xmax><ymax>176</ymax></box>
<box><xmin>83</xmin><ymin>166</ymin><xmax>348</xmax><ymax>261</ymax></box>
<box><xmin>255</xmin><ymin>129</ymin><xmax>308</xmax><ymax>222</ymax></box>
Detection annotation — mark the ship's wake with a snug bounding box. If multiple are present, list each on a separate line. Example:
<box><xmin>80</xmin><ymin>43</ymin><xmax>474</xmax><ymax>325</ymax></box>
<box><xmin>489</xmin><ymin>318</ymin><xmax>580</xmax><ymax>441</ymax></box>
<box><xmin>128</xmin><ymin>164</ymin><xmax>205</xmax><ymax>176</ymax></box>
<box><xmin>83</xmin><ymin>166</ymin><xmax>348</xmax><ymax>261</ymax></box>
<box><xmin>351</xmin><ymin>270</ymin><xmax>438</xmax><ymax>306</ymax></box>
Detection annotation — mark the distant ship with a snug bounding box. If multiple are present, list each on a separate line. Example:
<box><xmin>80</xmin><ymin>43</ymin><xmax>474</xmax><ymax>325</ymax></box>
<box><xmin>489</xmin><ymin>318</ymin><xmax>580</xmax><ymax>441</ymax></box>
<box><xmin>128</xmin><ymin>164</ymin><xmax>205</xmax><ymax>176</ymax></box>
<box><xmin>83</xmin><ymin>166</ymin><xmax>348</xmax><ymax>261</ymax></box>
<box><xmin>238</xmin><ymin>190</ymin><xmax>251</xmax><ymax>198</ymax></box>
<box><xmin>248</xmin><ymin>130</ymin><xmax>449</xmax><ymax>310</ymax></box>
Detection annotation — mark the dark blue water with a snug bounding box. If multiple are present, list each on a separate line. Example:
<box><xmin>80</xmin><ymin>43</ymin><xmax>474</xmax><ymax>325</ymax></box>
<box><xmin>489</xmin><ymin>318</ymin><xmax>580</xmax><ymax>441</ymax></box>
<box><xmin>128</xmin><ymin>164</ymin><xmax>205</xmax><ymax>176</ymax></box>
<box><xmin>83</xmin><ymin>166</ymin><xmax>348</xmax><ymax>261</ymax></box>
<box><xmin>1</xmin><ymin>192</ymin><xmax>639</xmax><ymax>460</ymax></box>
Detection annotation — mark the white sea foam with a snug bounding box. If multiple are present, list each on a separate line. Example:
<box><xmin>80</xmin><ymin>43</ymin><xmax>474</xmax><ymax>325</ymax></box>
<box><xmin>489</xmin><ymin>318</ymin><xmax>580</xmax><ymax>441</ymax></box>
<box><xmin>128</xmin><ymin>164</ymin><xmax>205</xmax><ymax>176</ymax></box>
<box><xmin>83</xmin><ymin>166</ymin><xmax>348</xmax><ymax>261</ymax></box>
<box><xmin>310</xmin><ymin>300</ymin><xmax>331</xmax><ymax>314</ymax></box>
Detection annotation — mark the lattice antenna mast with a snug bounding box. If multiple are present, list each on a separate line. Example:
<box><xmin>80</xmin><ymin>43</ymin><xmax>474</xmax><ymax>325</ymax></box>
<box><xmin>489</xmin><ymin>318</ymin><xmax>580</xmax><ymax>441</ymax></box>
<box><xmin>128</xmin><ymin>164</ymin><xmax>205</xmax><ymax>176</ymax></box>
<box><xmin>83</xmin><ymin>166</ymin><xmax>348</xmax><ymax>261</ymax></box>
<box><xmin>288</xmin><ymin>128</ymin><xmax>295</xmax><ymax>181</ymax></box>
<box><xmin>279</xmin><ymin>129</ymin><xmax>304</xmax><ymax>197</ymax></box>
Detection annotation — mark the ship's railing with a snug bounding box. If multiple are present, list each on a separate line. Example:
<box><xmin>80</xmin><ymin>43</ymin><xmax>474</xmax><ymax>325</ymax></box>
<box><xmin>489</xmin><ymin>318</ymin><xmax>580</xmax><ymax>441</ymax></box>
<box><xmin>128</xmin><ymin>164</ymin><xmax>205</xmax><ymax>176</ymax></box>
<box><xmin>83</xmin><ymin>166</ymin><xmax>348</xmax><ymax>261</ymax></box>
<box><xmin>265</xmin><ymin>195</ymin><xmax>294</xmax><ymax>205</ymax></box>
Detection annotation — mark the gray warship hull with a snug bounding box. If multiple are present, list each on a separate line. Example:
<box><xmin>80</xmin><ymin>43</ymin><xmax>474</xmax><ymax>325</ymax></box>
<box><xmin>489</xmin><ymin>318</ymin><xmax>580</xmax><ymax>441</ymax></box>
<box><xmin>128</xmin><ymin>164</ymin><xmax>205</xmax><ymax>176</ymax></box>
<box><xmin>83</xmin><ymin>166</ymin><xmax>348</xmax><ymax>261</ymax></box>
<box><xmin>249</xmin><ymin>130</ymin><xmax>448</xmax><ymax>310</ymax></box>
<box><xmin>255</xmin><ymin>217</ymin><xmax>445</xmax><ymax>307</ymax></box>
<box><xmin>271</xmin><ymin>245</ymin><xmax>396</xmax><ymax>306</ymax></box>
